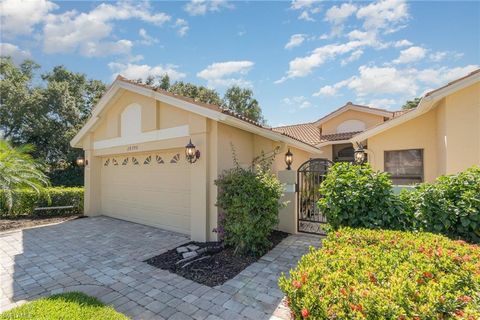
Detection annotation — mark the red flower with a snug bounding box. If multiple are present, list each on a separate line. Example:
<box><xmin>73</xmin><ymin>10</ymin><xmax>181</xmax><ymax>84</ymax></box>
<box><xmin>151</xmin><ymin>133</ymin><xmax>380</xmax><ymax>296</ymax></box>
<box><xmin>301</xmin><ymin>308</ymin><xmax>309</xmax><ymax>318</ymax></box>
<box><xmin>293</xmin><ymin>280</ymin><xmax>302</xmax><ymax>289</ymax></box>
<box><xmin>457</xmin><ymin>295</ymin><xmax>472</xmax><ymax>303</ymax></box>
<box><xmin>454</xmin><ymin>310</ymin><xmax>465</xmax><ymax>317</ymax></box>
<box><xmin>416</xmin><ymin>278</ymin><xmax>424</xmax><ymax>285</ymax></box>
<box><xmin>423</xmin><ymin>271</ymin><xmax>433</xmax><ymax>279</ymax></box>
<box><xmin>350</xmin><ymin>304</ymin><xmax>363</xmax><ymax>312</ymax></box>
<box><xmin>340</xmin><ymin>288</ymin><xmax>347</xmax><ymax>296</ymax></box>
<box><xmin>301</xmin><ymin>272</ymin><xmax>308</xmax><ymax>284</ymax></box>
<box><xmin>368</xmin><ymin>273</ymin><xmax>378</xmax><ymax>284</ymax></box>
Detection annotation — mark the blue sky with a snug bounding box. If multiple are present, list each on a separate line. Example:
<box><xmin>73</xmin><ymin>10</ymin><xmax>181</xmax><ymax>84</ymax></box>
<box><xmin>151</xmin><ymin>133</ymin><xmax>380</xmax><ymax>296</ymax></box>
<box><xmin>1</xmin><ymin>0</ymin><xmax>479</xmax><ymax>127</ymax></box>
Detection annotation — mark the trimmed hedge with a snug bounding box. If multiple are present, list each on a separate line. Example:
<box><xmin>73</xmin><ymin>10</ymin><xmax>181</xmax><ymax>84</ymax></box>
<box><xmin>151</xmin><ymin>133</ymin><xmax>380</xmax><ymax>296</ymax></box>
<box><xmin>402</xmin><ymin>166</ymin><xmax>480</xmax><ymax>243</ymax></box>
<box><xmin>279</xmin><ymin>228</ymin><xmax>480</xmax><ymax>319</ymax></box>
<box><xmin>318</xmin><ymin>163</ymin><xmax>414</xmax><ymax>231</ymax></box>
<box><xmin>0</xmin><ymin>187</ymin><xmax>84</xmax><ymax>217</ymax></box>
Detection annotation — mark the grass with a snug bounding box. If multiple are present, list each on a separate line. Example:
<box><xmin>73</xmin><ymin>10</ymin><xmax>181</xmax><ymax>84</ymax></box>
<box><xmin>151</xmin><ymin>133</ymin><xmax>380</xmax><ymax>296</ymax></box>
<box><xmin>0</xmin><ymin>292</ymin><xmax>128</xmax><ymax>320</ymax></box>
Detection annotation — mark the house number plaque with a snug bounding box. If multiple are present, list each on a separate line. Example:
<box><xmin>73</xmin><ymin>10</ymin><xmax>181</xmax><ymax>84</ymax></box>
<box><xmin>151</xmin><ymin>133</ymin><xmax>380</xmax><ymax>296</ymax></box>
<box><xmin>127</xmin><ymin>145</ymin><xmax>139</xmax><ymax>151</ymax></box>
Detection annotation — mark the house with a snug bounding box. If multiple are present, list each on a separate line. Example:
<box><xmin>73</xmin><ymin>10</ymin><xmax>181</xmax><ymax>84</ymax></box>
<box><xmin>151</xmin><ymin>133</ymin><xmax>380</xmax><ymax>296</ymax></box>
<box><xmin>71</xmin><ymin>70</ymin><xmax>480</xmax><ymax>240</ymax></box>
<box><xmin>70</xmin><ymin>76</ymin><xmax>321</xmax><ymax>241</ymax></box>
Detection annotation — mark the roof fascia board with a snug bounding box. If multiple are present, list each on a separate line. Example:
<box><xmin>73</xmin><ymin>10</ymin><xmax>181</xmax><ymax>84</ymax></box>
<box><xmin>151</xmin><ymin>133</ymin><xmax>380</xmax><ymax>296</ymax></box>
<box><xmin>313</xmin><ymin>105</ymin><xmax>393</xmax><ymax>127</ymax></box>
<box><xmin>351</xmin><ymin>73</ymin><xmax>480</xmax><ymax>143</ymax></box>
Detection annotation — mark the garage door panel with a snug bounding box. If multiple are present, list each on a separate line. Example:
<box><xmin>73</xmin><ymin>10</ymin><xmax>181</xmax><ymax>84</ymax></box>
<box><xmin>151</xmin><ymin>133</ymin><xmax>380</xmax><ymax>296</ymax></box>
<box><xmin>100</xmin><ymin>150</ymin><xmax>191</xmax><ymax>234</ymax></box>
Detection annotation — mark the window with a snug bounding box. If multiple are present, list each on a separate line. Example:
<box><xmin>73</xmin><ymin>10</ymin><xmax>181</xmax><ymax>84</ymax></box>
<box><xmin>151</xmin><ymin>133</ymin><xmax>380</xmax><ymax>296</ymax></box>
<box><xmin>384</xmin><ymin>149</ymin><xmax>423</xmax><ymax>185</ymax></box>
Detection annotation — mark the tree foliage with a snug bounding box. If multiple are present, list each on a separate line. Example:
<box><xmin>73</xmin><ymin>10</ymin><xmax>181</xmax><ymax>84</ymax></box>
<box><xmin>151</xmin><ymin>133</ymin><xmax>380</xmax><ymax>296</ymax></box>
<box><xmin>402</xmin><ymin>97</ymin><xmax>421</xmax><ymax>110</ymax></box>
<box><xmin>222</xmin><ymin>85</ymin><xmax>264</xmax><ymax>124</ymax></box>
<box><xmin>0</xmin><ymin>57</ymin><xmax>106</xmax><ymax>186</ymax></box>
<box><xmin>135</xmin><ymin>75</ymin><xmax>265</xmax><ymax>123</ymax></box>
<box><xmin>0</xmin><ymin>139</ymin><xmax>50</xmax><ymax>211</ymax></box>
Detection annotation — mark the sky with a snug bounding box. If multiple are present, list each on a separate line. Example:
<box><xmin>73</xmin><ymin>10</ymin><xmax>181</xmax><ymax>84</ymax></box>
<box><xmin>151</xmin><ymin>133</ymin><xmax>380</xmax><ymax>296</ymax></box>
<box><xmin>1</xmin><ymin>0</ymin><xmax>479</xmax><ymax>127</ymax></box>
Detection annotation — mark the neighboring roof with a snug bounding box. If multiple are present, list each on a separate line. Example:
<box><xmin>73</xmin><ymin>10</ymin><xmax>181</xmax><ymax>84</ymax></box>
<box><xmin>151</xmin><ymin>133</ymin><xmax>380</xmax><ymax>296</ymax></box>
<box><xmin>351</xmin><ymin>69</ymin><xmax>480</xmax><ymax>143</ymax></box>
<box><xmin>273</xmin><ymin>123</ymin><xmax>320</xmax><ymax>145</ymax></box>
<box><xmin>312</xmin><ymin>102</ymin><xmax>394</xmax><ymax>127</ymax></box>
<box><xmin>70</xmin><ymin>76</ymin><xmax>320</xmax><ymax>153</ymax></box>
<box><xmin>273</xmin><ymin>122</ymin><xmax>362</xmax><ymax>146</ymax></box>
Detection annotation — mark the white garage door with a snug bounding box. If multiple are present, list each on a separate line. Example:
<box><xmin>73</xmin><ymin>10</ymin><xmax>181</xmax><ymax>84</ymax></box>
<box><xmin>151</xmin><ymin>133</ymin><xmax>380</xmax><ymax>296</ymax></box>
<box><xmin>100</xmin><ymin>150</ymin><xmax>191</xmax><ymax>234</ymax></box>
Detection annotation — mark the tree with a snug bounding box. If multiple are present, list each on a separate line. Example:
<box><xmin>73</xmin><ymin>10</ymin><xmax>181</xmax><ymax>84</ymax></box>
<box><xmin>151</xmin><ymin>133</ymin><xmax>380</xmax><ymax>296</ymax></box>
<box><xmin>0</xmin><ymin>57</ymin><xmax>106</xmax><ymax>186</ymax></box>
<box><xmin>222</xmin><ymin>86</ymin><xmax>264</xmax><ymax>123</ymax></box>
<box><xmin>158</xmin><ymin>74</ymin><xmax>170</xmax><ymax>91</ymax></box>
<box><xmin>0</xmin><ymin>140</ymin><xmax>49</xmax><ymax>211</ymax></box>
<box><xmin>168</xmin><ymin>81</ymin><xmax>222</xmax><ymax>105</ymax></box>
<box><xmin>402</xmin><ymin>97</ymin><xmax>421</xmax><ymax>110</ymax></box>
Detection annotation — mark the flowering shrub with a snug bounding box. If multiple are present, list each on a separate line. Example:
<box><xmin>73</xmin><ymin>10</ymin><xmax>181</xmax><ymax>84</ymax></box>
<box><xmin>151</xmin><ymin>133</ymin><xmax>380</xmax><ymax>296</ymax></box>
<box><xmin>215</xmin><ymin>154</ymin><xmax>284</xmax><ymax>256</ymax></box>
<box><xmin>402</xmin><ymin>166</ymin><xmax>480</xmax><ymax>243</ymax></box>
<box><xmin>279</xmin><ymin>228</ymin><xmax>480</xmax><ymax>319</ymax></box>
<box><xmin>318</xmin><ymin>163</ymin><xmax>414</xmax><ymax>231</ymax></box>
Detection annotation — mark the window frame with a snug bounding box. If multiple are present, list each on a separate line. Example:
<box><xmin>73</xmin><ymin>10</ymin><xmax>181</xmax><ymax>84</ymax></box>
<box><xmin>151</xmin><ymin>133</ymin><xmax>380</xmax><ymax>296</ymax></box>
<box><xmin>384</xmin><ymin>148</ymin><xmax>424</xmax><ymax>185</ymax></box>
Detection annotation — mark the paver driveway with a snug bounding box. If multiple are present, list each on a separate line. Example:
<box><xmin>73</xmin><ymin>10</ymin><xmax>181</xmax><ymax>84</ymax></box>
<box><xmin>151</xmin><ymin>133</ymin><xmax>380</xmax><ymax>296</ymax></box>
<box><xmin>0</xmin><ymin>216</ymin><xmax>320</xmax><ymax>319</ymax></box>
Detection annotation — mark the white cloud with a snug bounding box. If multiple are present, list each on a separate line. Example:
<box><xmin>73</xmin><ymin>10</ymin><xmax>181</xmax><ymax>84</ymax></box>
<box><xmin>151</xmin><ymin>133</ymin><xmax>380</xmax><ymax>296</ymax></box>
<box><xmin>184</xmin><ymin>0</ymin><xmax>233</xmax><ymax>16</ymax></box>
<box><xmin>139</xmin><ymin>28</ymin><xmax>158</xmax><ymax>45</ymax></box>
<box><xmin>325</xmin><ymin>3</ymin><xmax>357</xmax><ymax>25</ymax></box>
<box><xmin>315</xmin><ymin>64</ymin><xmax>479</xmax><ymax>101</ymax></box>
<box><xmin>0</xmin><ymin>0</ymin><xmax>57</xmax><ymax>37</ymax></box>
<box><xmin>282</xmin><ymin>96</ymin><xmax>312</xmax><ymax>109</ymax></box>
<box><xmin>429</xmin><ymin>51</ymin><xmax>464</xmax><ymax>62</ymax></box>
<box><xmin>341</xmin><ymin>49</ymin><xmax>363</xmax><ymax>66</ymax></box>
<box><xmin>393</xmin><ymin>46</ymin><xmax>426</xmax><ymax>64</ymax></box>
<box><xmin>108</xmin><ymin>62</ymin><xmax>186</xmax><ymax>82</ymax></box>
<box><xmin>0</xmin><ymin>43</ymin><xmax>31</xmax><ymax>63</ymax></box>
<box><xmin>285</xmin><ymin>34</ymin><xmax>307</xmax><ymax>49</ymax></box>
<box><xmin>174</xmin><ymin>19</ymin><xmax>189</xmax><ymax>37</ymax></box>
<box><xmin>291</xmin><ymin>0</ymin><xmax>322</xmax><ymax>22</ymax></box>
<box><xmin>365</xmin><ymin>98</ymin><xmax>397</xmax><ymax>109</ymax></box>
<box><xmin>356</xmin><ymin>0</ymin><xmax>409</xmax><ymax>32</ymax></box>
<box><xmin>276</xmin><ymin>40</ymin><xmax>365</xmax><ymax>83</ymax></box>
<box><xmin>43</xmin><ymin>2</ymin><xmax>170</xmax><ymax>56</ymax></box>
<box><xmin>394</xmin><ymin>39</ymin><xmax>413</xmax><ymax>48</ymax></box>
<box><xmin>197</xmin><ymin>60</ymin><xmax>254</xmax><ymax>88</ymax></box>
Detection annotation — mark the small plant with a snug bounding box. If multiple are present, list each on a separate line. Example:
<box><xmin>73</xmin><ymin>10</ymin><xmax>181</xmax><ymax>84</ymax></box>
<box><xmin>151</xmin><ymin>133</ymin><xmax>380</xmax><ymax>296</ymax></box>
<box><xmin>279</xmin><ymin>228</ymin><xmax>480</xmax><ymax>319</ymax></box>
<box><xmin>318</xmin><ymin>162</ymin><xmax>413</xmax><ymax>231</ymax></box>
<box><xmin>215</xmin><ymin>145</ymin><xmax>284</xmax><ymax>256</ymax></box>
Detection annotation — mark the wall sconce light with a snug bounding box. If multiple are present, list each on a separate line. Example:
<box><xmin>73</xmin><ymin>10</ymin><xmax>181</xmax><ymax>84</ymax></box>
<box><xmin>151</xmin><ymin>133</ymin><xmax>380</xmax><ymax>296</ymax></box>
<box><xmin>354</xmin><ymin>143</ymin><xmax>366</xmax><ymax>165</ymax></box>
<box><xmin>285</xmin><ymin>148</ymin><xmax>293</xmax><ymax>170</ymax></box>
<box><xmin>76</xmin><ymin>156</ymin><xmax>88</xmax><ymax>167</ymax></box>
<box><xmin>185</xmin><ymin>139</ymin><xmax>201</xmax><ymax>163</ymax></box>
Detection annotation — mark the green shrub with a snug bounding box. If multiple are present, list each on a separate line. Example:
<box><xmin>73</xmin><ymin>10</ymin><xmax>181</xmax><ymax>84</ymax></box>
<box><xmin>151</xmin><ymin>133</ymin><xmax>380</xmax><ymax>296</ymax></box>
<box><xmin>404</xmin><ymin>166</ymin><xmax>480</xmax><ymax>243</ymax></box>
<box><xmin>279</xmin><ymin>228</ymin><xmax>480</xmax><ymax>319</ymax></box>
<box><xmin>0</xmin><ymin>187</ymin><xmax>84</xmax><ymax>217</ymax></box>
<box><xmin>215</xmin><ymin>162</ymin><xmax>284</xmax><ymax>256</ymax></box>
<box><xmin>318</xmin><ymin>163</ymin><xmax>413</xmax><ymax>231</ymax></box>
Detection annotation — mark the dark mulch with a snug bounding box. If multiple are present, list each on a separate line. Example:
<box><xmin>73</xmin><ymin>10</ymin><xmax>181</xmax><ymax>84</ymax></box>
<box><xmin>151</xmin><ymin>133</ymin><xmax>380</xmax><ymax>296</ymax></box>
<box><xmin>145</xmin><ymin>230</ymin><xmax>289</xmax><ymax>287</ymax></box>
<box><xmin>0</xmin><ymin>215</ymin><xmax>84</xmax><ymax>232</ymax></box>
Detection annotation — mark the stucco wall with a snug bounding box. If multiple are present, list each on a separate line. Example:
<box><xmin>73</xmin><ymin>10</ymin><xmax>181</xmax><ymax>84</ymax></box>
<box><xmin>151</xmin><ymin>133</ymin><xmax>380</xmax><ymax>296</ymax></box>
<box><xmin>367</xmin><ymin>110</ymin><xmax>438</xmax><ymax>182</ymax></box>
<box><xmin>320</xmin><ymin>110</ymin><xmax>386</xmax><ymax>135</ymax></box>
<box><xmin>441</xmin><ymin>83</ymin><xmax>480</xmax><ymax>174</ymax></box>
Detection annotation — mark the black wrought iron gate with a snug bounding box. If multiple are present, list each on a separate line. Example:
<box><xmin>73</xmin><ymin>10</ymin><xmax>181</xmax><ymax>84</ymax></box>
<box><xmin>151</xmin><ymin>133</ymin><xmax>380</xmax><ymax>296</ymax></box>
<box><xmin>297</xmin><ymin>158</ymin><xmax>333</xmax><ymax>234</ymax></box>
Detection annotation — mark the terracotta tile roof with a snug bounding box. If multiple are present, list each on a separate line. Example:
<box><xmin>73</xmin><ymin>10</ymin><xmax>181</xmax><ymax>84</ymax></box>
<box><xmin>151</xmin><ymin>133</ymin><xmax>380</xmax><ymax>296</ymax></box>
<box><xmin>273</xmin><ymin>123</ymin><xmax>362</xmax><ymax>145</ymax></box>
<box><xmin>273</xmin><ymin>123</ymin><xmax>321</xmax><ymax>145</ymax></box>
<box><xmin>319</xmin><ymin>131</ymin><xmax>363</xmax><ymax>143</ymax></box>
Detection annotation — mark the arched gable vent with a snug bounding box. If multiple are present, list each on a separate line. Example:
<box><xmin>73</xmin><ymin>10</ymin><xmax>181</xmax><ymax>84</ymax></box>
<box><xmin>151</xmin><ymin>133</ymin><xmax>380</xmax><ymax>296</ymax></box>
<box><xmin>336</xmin><ymin>119</ymin><xmax>366</xmax><ymax>133</ymax></box>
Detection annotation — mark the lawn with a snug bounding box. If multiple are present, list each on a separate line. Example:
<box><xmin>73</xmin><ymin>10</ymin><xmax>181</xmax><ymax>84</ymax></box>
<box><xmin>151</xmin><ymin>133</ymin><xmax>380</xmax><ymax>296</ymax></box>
<box><xmin>0</xmin><ymin>292</ymin><xmax>128</xmax><ymax>320</ymax></box>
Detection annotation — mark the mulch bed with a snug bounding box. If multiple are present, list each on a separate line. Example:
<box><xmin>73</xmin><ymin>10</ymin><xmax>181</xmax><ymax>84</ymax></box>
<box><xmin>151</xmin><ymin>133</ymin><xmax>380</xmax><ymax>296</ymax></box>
<box><xmin>145</xmin><ymin>230</ymin><xmax>289</xmax><ymax>287</ymax></box>
<box><xmin>0</xmin><ymin>215</ymin><xmax>84</xmax><ymax>232</ymax></box>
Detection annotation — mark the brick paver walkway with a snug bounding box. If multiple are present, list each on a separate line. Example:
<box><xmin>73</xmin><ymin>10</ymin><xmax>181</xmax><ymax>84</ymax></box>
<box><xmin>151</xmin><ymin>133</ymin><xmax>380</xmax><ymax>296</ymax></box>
<box><xmin>0</xmin><ymin>217</ymin><xmax>320</xmax><ymax>319</ymax></box>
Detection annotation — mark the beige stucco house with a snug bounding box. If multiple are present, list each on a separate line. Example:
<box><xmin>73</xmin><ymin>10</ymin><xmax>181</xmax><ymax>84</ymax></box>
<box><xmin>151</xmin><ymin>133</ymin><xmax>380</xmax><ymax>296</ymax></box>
<box><xmin>71</xmin><ymin>69</ymin><xmax>479</xmax><ymax>240</ymax></box>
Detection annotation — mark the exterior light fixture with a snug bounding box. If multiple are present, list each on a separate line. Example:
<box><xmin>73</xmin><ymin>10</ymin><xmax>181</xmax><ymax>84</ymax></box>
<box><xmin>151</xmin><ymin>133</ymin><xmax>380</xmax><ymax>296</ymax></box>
<box><xmin>185</xmin><ymin>139</ymin><xmax>200</xmax><ymax>163</ymax></box>
<box><xmin>354</xmin><ymin>143</ymin><xmax>366</xmax><ymax>165</ymax></box>
<box><xmin>76</xmin><ymin>156</ymin><xmax>87</xmax><ymax>167</ymax></box>
<box><xmin>285</xmin><ymin>148</ymin><xmax>293</xmax><ymax>170</ymax></box>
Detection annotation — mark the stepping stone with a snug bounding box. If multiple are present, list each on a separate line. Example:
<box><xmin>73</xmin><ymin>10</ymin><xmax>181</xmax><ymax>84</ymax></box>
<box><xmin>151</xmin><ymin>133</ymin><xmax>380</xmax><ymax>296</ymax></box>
<box><xmin>187</xmin><ymin>244</ymin><xmax>200</xmax><ymax>251</ymax></box>
<box><xmin>183</xmin><ymin>251</ymin><xmax>198</xmax><ymax>259</ymax></box>
<box><xmin>176</xmin><ymin>247</ymin><xmax>188</xmax><ymax>254</ymax></box>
